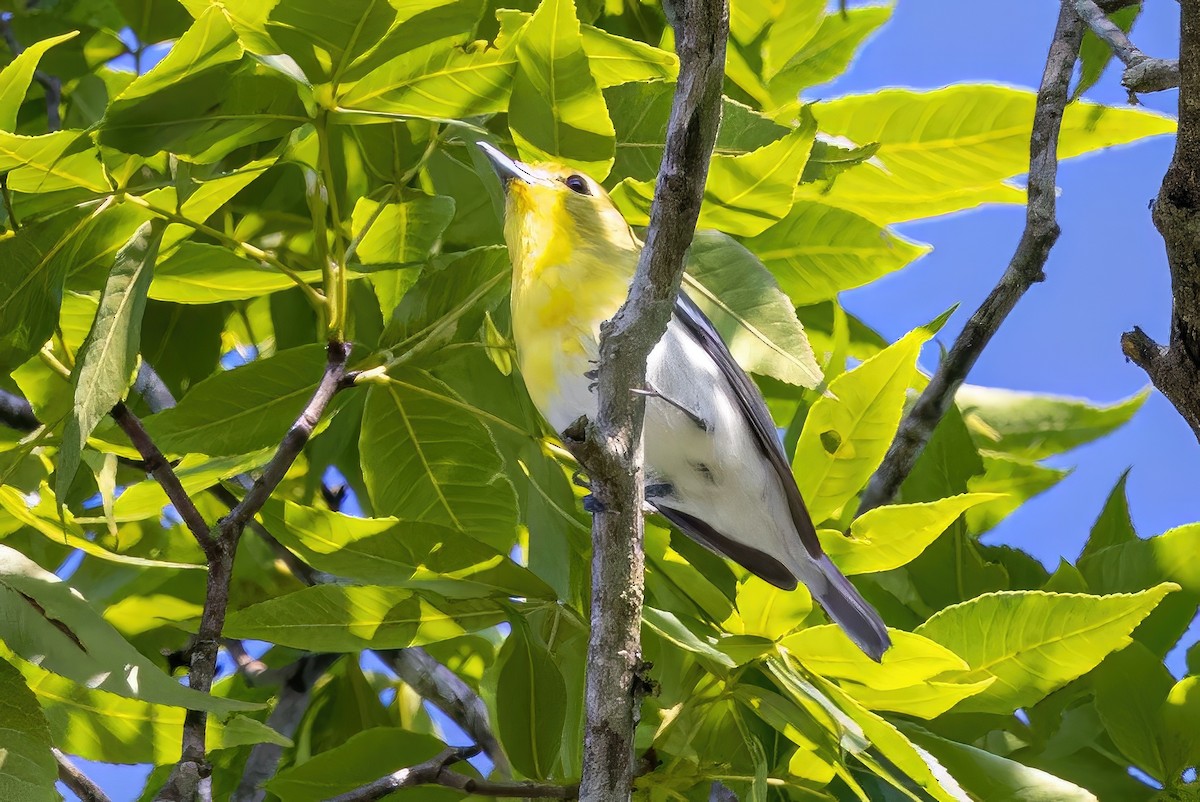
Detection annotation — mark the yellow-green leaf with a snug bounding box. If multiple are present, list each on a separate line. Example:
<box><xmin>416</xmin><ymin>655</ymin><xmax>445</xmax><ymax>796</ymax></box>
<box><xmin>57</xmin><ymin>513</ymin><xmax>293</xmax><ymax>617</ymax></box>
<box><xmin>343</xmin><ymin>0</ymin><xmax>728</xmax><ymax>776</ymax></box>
<box><xmin>783</xmin><ymin>626</ymin><xmax>968</xmax><ymax>691</ymax></box>
<box><xmin>915</xmin><ymin>584</ymin><xmax>1179</xmax><ymax>714</ymax></box>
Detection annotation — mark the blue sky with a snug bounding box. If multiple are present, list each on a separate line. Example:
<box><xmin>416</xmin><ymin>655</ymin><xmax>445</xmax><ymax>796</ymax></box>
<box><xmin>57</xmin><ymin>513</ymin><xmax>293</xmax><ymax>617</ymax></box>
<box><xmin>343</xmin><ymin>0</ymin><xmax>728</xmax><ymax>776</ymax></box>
<box><xmin>828</xmin><ymin>0</ymin><xmax>1190</xmax><ymax>570</ymax></box>
<box><xmin>67</xmin><ymin>1</ymin><xmax>1191</xmax><ymax>798</ymax></box>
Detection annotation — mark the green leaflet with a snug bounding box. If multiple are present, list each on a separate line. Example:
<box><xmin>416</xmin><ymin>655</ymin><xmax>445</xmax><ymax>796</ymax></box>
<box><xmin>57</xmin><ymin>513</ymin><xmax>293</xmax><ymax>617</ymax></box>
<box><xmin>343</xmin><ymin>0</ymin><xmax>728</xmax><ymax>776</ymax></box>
<box><xmin>915</xmin><ymin>584</ymin><xmax>1178</xmax><ymax>714</ymax></box>
<box><xmin>799</xmin><ymin>85</ymin><xmax>1175</xmax><ymax>223</ymax></box>
<box><xmin>0</xmin><ymin>32</ymin><xmax>79</xmax><ymax>131</ymax></box>
<box><xmin>684</xmin><ymin>230</ymin><xmax>823</xmax><ymax>389</ymax></box>
<box><xmin>360</xmin><ymin>371</ymin><xmax>518</xmax><ymax>549</ymax></box>
<box><xmin>267</xmin><ymin>727</ymin><xmax>446</xmax><ymax>801</ymax></box>
<box><xmin>793</xmin><ymin>326</ymin><xmax>930</xmax><ymax>522</ymax></box>
<box><xmin>348</xmin><ymin>191</ymin><xmax>455</xmax><ymax>270</ymax></box>
<box><xmin>57</xmin><ymin>220</ymin><xmax>164</xmax><ymax>504</ymax></box>
<box><xmin>0</xmin><ymin>655</ymin><xmax>56</xmax><ymax>802</ymax></box>
<box><xmin>143</xmin><ymin>344</ymin><xmax>328</xmax><ymax>457</ymax></box>
<box><xmin>0</xmin><ymin>544</ymin><xmax>253</xmax><ymax>713</ymax></box>
<box><xmin>223</xmin><ymin>584</ymin><xmax>506</xmax><ymax>651</ymax></box>
<box><xmin>508</xmin><ymin>0</ymin><xmax>616</xmax><ymax>178</ymax></box>
<box><xmin>492</xmin><ymin>622</ymin><xmax>566</xmax><ymax>779</ymax></box>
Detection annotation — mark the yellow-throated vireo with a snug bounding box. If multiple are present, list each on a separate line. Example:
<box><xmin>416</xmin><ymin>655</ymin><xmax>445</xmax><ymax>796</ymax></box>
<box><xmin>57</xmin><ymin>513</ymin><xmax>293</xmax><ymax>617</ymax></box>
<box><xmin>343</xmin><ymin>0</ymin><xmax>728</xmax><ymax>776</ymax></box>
<box><xmin>480</xmin><ymin>142</ymin><xmax>890</xmax><ymax>661</ymax></box>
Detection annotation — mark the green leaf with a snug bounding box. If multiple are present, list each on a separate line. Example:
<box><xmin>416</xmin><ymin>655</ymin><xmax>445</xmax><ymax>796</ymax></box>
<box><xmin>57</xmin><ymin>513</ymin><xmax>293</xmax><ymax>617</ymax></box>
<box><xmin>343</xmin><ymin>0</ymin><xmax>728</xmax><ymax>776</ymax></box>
<box><xmin>493</xmin><ymin>623</ymin><xmax>567</xmax><ymax>779</ymax></box>
<box><xmin>742</xmin><ymin>199</ymin><xmax>930</xmax><ymax>305</ymax></box>
<box><xmin>1081</xmin><ymin>469</ymin><xmax>1136</xmax><ymax>559</ymax></box>
<box><xmin>259</xmin><ymin>499</ymin><xmax>555</xmax><ymax>599</ymax></box>
<box><xmin>842</xmin><ymin>676</ymin><xmax>995</xmax><ymax>719</ymax></box>
<box><xmin>508</xmin><ymin>0</ymin><xmax>616</xmax><ymax>178</ymax></box>
<box><xmin>783</xmin><ymin>626</ymin><xmax>968</xmax><ymax>692</ymax></box>
<box><xmin>915</xmin><ymin>584</ymin><xmax>1178</xmax><ymax>714</ymax></box>
<box><xmin>964</xmin><ymin>453</ymin><xmax>1068</xmax><ymax>534</ymax></box>
<box><xmin>793</xmin><ymin>326</ymin><xmax>930</xmax><ymax>522</ymax></box>
<box><xmin>819</xmin><ymin>492</ymin><xmax>1006</xmax><ymax>575</ymax></box>
<box><xmin>684</xmin><ymin>230</ymin><xmax>822</xmax><ymax>389</ymax></box>
<box><xmin>57</xmin><ymin>220</ymin><xmax>164</xmax><ymax>504</ymax></box>
<box><xmin>8</xmin><ymin>648</ymin><xmax>286</xmax><ymax>764</ymax></box>
<box><xmin>761</xmin><ymin>0</ymin><xmax>825</xmax><ymax>78</ymax></box>
<box><xmin>766</xmin><ymin>5</ymin><xmax>891</xmax><ymax>109</ymax></box>
<box><xmin>1161</xmin><ymin>674</ymin><xmax>1200</xmax><ymax>776</ymax></box>
<box><xmin>1092</xmin><ymin>642</ymin><xmax>1172</xmax><ymax>780</ymax></box>
<box><xmin>1075</xmin><ymin>4</ymin><xmax>1141</xmax><ymax>99</ymax></box>
<box><xmin>0</xmin><ymin>209</ymin><xmax>94</xmax><ymax>374</ymax></box>
<box><xmin>360</xmin><ymin>371</ymin><xmax>518</xmax><ymax>548</ymax></box>
<box><xmin>613</xmin><ymin>123</ymin><xmax>815</xmax><ymax>237</ymax></box>
<box><xmin>800</xmin><ymin>86</ymin><xmax>1176</xmax><ymax>223</ymax></box>
<box><xmin>338</xmin><ymin>39</ymin><xmax>516</xmax><ymax>119</ymax></box>
<box><xmin>349</xmin><ymin>192</ymin><xmax>455</xmax><ymax>269</ymax></box>
<box><xmin>0</xmin><ymin>542</ymin><xmax>253</xmax><ymax>712</ymax></box>
<box><xmin>114</xmin><ymin>0</ymin><xmax>194</xmax><ymax>43</ymax></box>
<box><xmin>144</xmin><ymin>344</ymin><xmax>328</xmax><ymax>456</ymax></box>
<box><xmin>642</xmin><ymin>606</ymin><xmax>735</xmax><ymax>669</ymax></box>
<box><xmin>112</xmin><ymin>450</ymin><xmax>271</xmax><ymax>521</ymax></box>
<box><xmin>149</xmin><ymin>242</ymin><xmax>322</xmax><ymax>303</ymax></box>
<box><xmin>0</xmin><ymin>130</ymin><xmax>109</xmax><ymax>193</ymax></box>
<box><xmin>0</xmin><ymin>32</ymin><xmax>78</xmax><ymax>131</ymax></box>
<box><xmin>267</xmin><ymin>727</ymin><xmax>446</xmax><ymax>801</ymax></box>
<box><xmin>223</xmin><ymin>585</ymin><xmax>505</xmax><ymax>651</ymax></box>
<box><xmin>903</xmin><ymin>724</ymin><xmax>1101</xmax><ymax>802</ymax></box>
<box><xmin>0</xmin><ymin>486</ymin><xmax>202</xmax><ymax>569</ymax></box>
<box><xmin>730</xmin><ymin>574</ymin><xmax>812</xmax><ymax>641</ymax></box>
<box><xmin>497</xmin><ymin>9</ymin><xmax>676</xmax><ymax>88</ymax></box>
<box><xmin>957</xmin><ymin>385</ymin><xmax>1147</xmax><ymax>460</ymax></box>
<box><xmin>0</xmin><ymin>655</ymin><xmax>56</xmax><ymax>802</ymax></box>
<box><xmin>381</xmin><ymin>246</ymin><xmax>510</xmax><ymax>351</ymax></box>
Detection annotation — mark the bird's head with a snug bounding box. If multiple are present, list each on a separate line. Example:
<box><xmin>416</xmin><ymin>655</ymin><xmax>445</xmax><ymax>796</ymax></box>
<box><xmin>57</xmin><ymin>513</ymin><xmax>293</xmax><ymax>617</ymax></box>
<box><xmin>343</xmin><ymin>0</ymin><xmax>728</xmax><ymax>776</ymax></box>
<box><xmin>477</xmin><ymin>142</ymin><xmax>639</xmax><ymax>281</ymax></box>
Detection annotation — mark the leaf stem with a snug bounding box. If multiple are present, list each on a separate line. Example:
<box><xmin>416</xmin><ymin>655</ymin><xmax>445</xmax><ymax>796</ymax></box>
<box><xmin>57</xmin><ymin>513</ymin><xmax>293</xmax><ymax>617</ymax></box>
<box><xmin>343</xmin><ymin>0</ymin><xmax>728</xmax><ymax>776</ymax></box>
<box><xmin>316</xmin><ymin>113</ymin><xmax>348</xmax><ymax>340</ymax></box>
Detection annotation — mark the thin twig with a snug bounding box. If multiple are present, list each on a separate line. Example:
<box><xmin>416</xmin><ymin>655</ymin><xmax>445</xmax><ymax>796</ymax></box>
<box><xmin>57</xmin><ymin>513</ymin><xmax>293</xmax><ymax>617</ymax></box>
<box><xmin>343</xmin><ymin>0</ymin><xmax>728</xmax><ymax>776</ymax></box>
<box><xmin>55</xmin><ymin>748</ymin><xmax>112</xmax><ymax>802</ymax></box>
<box><xmin>571</xmin><ymin>0</ymin><xmax>728</xmax><ymax>799</ymax></box>
<box><xmin>156</xmin><ymin>341</ymin><xmax>351</xmax><ymax>802</ymax></box>
<box><xmin>858</xmin><ymin>2</ymin><xmax>1084</xmax><ymax>515</ymax></box>
<box><xmin>1122</xmin><ymin>0</ymin><xmax>1200</xmax><ymax>437</ymax></box>
<box><xmin>378</xmin><ymin>648</ymin><xmax>512</xmax><ymax>777</ymax></box>
<box><xmin>1071</xmin><ymin>0</ymin><xmax>1179</xmax><ymax>93</ymax></box>
<box><xmin>110</xmin><ymin>402</ymin><xmax>216</xmax><ymax>554</ymax></box>
<box><xmin>327</xmin><ymin>747</ymin><xmax>577</xmax><ymax>802</ymax></box>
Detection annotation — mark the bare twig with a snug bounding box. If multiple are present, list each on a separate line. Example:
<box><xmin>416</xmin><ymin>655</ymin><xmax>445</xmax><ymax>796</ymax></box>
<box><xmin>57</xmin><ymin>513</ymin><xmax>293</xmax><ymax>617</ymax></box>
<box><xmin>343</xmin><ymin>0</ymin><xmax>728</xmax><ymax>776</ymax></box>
<box><xmin>378</xmin><ymin>648</ymin><xmax>511</xmax><ymax>776</ymax></box>
<box><xmin>1071</xmin><ymin>0</ymin><xmax>1179</xmax><ymax>93</ymax></box>
<box><xmin>110</xmin><ymin>402</ymin><xmax>216</xmax><ymax>554</ymax></box>
<box><xmin>568</xmin><ymin>0</ymin><xmax>728</xmax><ymax>799</ymax></box>
<box><xmin>0</xmin><ymin>19</ymin><xmax>62</xmax><ymax>131</ymax></box>
<box><xmin>327</xmin><ymin>746</ymin><xmax>577</xmax><ymax>802</ymax></box>
<box><xmin>1122</xmin><ymin>0</ymin><xmax>1200</xmax><ymax>437</ymax></box>
<box><xmin>157</xmin><ymin>341</ymin><xmax>351</xmax><ymax>802</ymax></box>
<box><xmin>232</xmin><ymin>653</ymin><xmax>340</xmax><ymax>802</ymax></box>
<box><xmin>858</xmin><ymin>2</ymin><xmax>1083</xmax><ymax>515</ymax></box>
<box><xmin>55</xmin><ymin>748</ymin><xmax>112</xmax><ymax>802</ymax></box>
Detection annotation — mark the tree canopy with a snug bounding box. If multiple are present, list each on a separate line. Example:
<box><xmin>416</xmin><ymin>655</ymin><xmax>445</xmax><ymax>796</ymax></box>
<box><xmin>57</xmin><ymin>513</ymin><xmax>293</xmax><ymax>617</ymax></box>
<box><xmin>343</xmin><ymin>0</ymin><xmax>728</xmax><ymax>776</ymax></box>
<box><xmin>0</xmin><ymin>0</ymin><xmax>1193</xmax><ymax>800</ymax></box>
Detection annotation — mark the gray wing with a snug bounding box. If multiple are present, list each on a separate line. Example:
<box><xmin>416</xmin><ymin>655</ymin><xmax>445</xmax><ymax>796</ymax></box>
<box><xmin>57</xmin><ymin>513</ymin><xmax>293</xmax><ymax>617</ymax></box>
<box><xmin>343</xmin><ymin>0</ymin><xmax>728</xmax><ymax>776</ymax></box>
<box><xmin>669</xmin><ymin>291</ymin><xmax>822</xmax><ymax>560</ymax></box>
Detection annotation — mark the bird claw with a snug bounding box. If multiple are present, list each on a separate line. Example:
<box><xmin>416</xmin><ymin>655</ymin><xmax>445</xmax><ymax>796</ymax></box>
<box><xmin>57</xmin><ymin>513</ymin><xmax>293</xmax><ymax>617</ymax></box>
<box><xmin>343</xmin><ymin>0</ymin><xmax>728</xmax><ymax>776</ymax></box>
<box><xmin>582</xmin><ymin>493</ymin><xmax>607</xmax><ymax>514</ymax></box>
<box><xmin>645</xmin><ymin>483</ymin><xmax>673</xmax><ymax>500</ymax></box>
<box><xmin>571</xmin><ymin>469</ymin><xmax>591</xmax><ymax>490</ymax></box>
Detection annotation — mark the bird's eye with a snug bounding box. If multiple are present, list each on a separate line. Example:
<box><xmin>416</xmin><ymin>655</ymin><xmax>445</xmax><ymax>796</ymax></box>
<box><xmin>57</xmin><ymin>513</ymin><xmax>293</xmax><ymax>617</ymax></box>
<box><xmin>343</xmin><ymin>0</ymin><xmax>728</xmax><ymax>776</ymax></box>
<box><xmin>564</xmin><ymin>174</ymin><xmax>590</xmax><ymax>195</ymax></box>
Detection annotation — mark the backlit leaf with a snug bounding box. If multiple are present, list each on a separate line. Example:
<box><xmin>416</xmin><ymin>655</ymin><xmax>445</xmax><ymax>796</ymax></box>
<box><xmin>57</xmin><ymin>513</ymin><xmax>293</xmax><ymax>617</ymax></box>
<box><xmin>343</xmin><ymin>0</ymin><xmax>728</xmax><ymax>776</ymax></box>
<box><xmin>493</xmin><ymin>623</ymin><xmax>566</xmax><ymax>779</ymax></box>
<box><xmin>0</xmin><ymin>655</ymin><xmax>56</xmax><ymax>802</ymax></box>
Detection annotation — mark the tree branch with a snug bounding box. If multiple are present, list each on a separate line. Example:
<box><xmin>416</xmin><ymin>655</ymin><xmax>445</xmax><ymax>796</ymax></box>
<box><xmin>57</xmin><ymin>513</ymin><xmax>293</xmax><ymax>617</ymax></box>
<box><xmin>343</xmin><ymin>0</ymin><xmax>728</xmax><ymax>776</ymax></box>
<box><xmin>326</xmin><ymin>747</ymin><xmax>577</xmax><ymax>802</ymax></box>
<box><xmin>858</xmin><ymin>1</ymin><xmax>1083</xmax><ymax>515</ymax></box>
<box><xmin>231</xmin><ymin>653</ymin><xmax>340</xmax><ymax>802</ymax></box>
<box><xmin>1071</xmin><ymin>0</ymin><xmax>1179</xmax><ymax>94</ymax></box>
<box><xmin>1122</xmin><ymin>0</ymin><xmax>1200</xmax><ymax>438</ymax></box>
<box><xmin>55</xmin><ymin>748</ymin><xmax>112</xmax><ymax>802</ymax></box>
<box><xmin>110</xmin><ymin>403</ymin><xmax>216</xmax><ymax>554</ymax></box>
<box><xmin>568</xmin><ymin>1</ymin><xmax>727</xmax><ymax>799</ymax></box>
<box><xmin>156</xmin><ymin>340</ymin><xmax>351</xmax><ymax>802</ymax></box>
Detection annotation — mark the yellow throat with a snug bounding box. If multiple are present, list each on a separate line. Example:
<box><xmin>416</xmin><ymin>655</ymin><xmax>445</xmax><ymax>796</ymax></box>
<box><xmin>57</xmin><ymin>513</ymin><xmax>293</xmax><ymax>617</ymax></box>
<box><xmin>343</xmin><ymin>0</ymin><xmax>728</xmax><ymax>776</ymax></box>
<box><xmin>499</xmin><ymin>163</ymin><xmax>641</xmax><ymax>418</ymax></box>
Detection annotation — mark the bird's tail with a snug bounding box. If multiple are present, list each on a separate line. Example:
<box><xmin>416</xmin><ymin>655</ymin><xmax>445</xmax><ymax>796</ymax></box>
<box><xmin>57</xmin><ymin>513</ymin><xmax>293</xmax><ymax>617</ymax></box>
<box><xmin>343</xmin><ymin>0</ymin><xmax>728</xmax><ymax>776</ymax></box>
<box><xmin>808</xmin><ymin>553</ymin><xmax>891</xmax><ymax>662</ymax></box>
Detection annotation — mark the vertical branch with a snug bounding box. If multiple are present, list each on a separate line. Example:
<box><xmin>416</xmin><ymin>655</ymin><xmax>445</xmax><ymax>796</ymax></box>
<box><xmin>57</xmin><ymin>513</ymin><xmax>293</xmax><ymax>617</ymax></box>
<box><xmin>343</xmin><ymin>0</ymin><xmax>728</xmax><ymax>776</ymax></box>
<box><xmin>858</xmin><ymin>1</ymin><xmax>1084</xmax><ymax>514</ymax></box>
<box><xmin>1122</xmin><ymin>0</ymin><xmax>1200</xmax><ymax>436</ymax></box>
<box><xmin>572</xmin><ymin>0</ymin><xmax>728</xmax><ymax>798</ymax></box>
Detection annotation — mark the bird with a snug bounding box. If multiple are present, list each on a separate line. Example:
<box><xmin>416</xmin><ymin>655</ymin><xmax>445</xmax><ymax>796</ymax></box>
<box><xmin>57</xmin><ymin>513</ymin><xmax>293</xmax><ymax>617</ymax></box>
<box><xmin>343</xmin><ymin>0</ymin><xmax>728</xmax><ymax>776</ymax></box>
<box><xmin>478</xmin><ymin>142</ymin><xmax>891</xmax><ymax>661</ymax></box>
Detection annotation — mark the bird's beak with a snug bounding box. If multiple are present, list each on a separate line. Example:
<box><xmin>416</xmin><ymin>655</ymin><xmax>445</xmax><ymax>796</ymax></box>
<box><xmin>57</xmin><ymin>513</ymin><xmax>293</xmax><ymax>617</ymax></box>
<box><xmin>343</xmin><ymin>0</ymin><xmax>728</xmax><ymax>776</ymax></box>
<box><xmin>477</xmin><ymin>141</ymin><xmax>543</xmax><ymax>189</ymax></box>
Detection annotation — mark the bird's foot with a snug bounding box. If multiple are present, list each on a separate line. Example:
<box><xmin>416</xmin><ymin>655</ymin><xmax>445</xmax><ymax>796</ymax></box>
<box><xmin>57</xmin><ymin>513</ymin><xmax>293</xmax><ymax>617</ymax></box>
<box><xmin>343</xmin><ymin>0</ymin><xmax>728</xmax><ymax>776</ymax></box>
<box><xmin>571</xmin><ymin>469</ymin><xmax>591</xmax><ymax>490</ymax></box>
<box><xmin>631</xmin><ymin>384</ymin><xmax>710</xmax><ymax>431</ymax></box>
<box><xmin>582</xmin><ymin>493</ymin><xmax>607</xmax><ymax>514</ymax></box>
<box><xmin>644</xmin><ymin>482</ymin><xmax>673</xmax><ymax>500</ymax></box>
